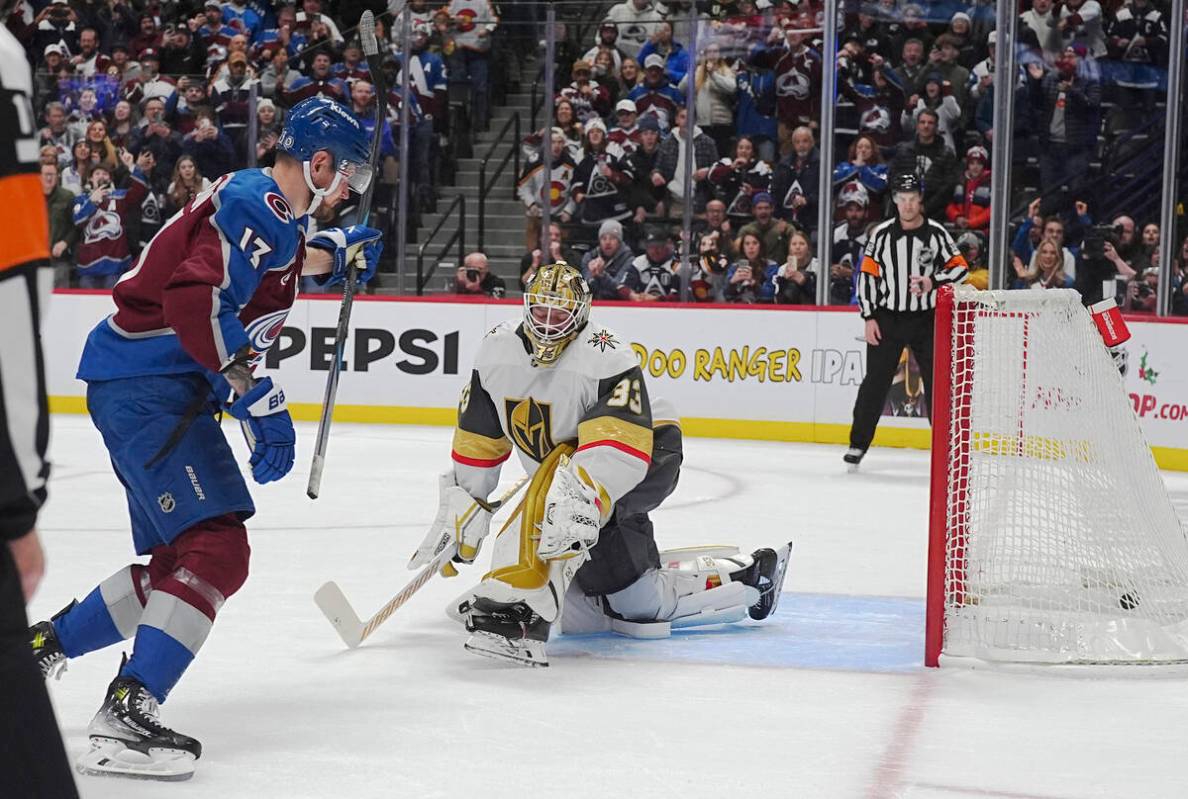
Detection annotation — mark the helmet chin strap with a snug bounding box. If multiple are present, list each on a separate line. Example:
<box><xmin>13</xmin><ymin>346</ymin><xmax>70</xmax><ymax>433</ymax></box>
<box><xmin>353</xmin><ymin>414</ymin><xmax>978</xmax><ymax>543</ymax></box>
<box><xmin>301</xmin><ymin>160</ymin><xmax>345</xmax><ymax>216</ymax></box>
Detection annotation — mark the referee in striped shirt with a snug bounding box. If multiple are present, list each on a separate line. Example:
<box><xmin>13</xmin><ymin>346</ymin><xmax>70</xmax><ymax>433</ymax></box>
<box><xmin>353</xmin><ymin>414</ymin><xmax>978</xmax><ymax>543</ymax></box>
<box><xmin>0</xmin><ymin>17</ymin><xmax>79</xmax><ymax>795</ymax></box>
<box><xmin>844</xmin><ymin>172</ymin><xmax>968</xmax><ymax>468</ymax></box>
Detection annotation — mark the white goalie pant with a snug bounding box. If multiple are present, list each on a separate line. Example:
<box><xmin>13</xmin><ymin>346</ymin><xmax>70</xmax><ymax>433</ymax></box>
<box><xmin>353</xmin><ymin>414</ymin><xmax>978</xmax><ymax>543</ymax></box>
<box><xmin>560</xmin><ymin>564</ymin><xmax>761</xmax><ymax>635</ymax></box>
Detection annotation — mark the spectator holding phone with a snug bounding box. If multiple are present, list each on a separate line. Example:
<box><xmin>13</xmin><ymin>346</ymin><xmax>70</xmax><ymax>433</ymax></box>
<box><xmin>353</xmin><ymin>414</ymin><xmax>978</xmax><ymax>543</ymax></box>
<box><xmin>71</xmin><ymin>152</ymin><xmax>152</xmax><ymax>288</ymax></box>
<box><xmin>725</xmin><ymin>231</ymin><xmax>779</xmax><ymax>304</ymax></box>
<box><xmin>775</xmin><ymin>230</ymin><xmax>818</xmax><ymax>304</ymax></box>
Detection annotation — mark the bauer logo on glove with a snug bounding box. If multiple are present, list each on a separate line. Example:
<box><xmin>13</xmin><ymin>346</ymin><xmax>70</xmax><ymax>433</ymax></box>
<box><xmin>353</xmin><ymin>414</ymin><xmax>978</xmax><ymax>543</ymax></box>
<box><xmin>227</xmin><ymin>377</ymin><xmax>296</xmax><ymax>485</ymax></box>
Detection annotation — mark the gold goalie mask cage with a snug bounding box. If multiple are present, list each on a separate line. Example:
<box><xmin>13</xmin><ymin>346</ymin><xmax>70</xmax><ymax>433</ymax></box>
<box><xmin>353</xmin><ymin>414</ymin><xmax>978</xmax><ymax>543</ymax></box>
<box><xmin>522</xmin><ymin>262</ymin><xmax>592</xmax><ymax>366</ymax></box>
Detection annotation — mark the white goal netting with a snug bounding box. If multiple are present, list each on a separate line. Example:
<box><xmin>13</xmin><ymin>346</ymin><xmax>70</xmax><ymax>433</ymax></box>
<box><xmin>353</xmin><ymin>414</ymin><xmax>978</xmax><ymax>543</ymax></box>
<box><xmin>938</xmin><ymin>286</ymin><xmax>1188</xmax><ymax>665</ymax></box>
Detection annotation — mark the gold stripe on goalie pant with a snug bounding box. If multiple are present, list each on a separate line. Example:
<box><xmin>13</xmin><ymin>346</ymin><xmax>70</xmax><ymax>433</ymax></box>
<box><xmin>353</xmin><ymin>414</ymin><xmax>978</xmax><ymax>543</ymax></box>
<box><xmin>485</xmin><ymin>443</ymin><xmax>575</xmax><ymax>591</ymax></box>
<box><xmin>577</xmin><ymin>416</ymin><xmax>654</xmax><ymax>459</ymax></box>
<box><xmin>452</xmin><ymin>427</ymin><xmax>512</xmax><ymax>461</ymax></box>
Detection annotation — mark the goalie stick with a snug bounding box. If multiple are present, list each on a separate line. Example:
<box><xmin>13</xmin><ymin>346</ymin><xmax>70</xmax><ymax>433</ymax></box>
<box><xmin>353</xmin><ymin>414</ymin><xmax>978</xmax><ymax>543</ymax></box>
<box><xmin>306</xmin><ymin>9</ymin><xmax>388</xmax><ymax>500</ymax></box>
<box><xmin>314</xmin><ymin>475</ymin><xmax>530</xmax><ymax>648</ymax></box>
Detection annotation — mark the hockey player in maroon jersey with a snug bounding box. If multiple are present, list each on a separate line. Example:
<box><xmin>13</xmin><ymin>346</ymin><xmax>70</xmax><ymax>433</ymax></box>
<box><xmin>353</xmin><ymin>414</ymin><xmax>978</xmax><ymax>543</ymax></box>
<box><xmin>28</xmin><ymin>97</ymin><xmax>383</xmax><ymax>781</ymax></box>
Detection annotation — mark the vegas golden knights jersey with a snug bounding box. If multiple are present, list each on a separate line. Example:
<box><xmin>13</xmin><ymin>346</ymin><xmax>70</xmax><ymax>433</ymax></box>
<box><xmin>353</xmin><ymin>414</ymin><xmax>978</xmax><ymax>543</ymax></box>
<box><xmin>450</xmin><ymin>319</ymin><xmax>676</xmax><ymax>504</ymax></box>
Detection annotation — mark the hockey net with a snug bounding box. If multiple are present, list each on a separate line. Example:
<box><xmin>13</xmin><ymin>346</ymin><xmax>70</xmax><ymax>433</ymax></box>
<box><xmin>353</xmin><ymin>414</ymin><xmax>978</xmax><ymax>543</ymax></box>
<box><xmin>925</xmin><ymin>285</ymin><xmax>1188</xmax><ymax>666</ymax></box>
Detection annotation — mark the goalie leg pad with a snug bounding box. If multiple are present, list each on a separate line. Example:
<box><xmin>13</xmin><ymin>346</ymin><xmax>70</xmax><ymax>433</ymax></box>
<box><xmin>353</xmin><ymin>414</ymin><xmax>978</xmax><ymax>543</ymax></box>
<box><xmin>593</xmin><ymin>542</ymin><xmax>793</xmax><ymax>632</ymax></box>
<box><xmin>605</xmin><ymin>568</ymin><xmax>756</xmax><ymax>628</ymax></box>
<box><xmin>452</xmin><ymin>445</ymin><xmax>586</xmax><ymax>666</ymax></box>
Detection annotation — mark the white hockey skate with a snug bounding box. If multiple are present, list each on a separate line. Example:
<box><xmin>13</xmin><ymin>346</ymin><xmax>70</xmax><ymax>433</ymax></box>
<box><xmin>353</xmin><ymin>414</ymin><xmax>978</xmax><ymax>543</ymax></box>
<box><xmin>76</xmin><ymin>675</ymin><xmax>201</xmax><ymax>781</ymax></box>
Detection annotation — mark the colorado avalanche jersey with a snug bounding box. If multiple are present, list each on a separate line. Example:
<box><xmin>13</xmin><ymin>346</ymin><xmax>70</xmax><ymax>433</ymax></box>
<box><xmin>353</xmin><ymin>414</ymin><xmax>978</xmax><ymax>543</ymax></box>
<box><xmin>450</xmin><ymin>319</ymin><xmax>677</xmax><ymax>506</ymax></box>
<box><xmin>77</xmin><ymin>168</ymin><xmax>306</xmax><ymax>392</ymax></box>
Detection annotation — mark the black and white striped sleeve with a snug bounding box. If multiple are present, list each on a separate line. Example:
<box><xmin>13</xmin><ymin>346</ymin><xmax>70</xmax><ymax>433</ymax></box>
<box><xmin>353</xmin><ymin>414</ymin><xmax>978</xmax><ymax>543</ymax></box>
<box><xmin>0</xmin><ymin>29</ymin><xmax>52</xmax><ymax>541</ymax></box>
<box><xmin>0</xmin><ymin>266</ymin><xmax>52</xmax><ymax>541</ymax></box>
<box><xmin>857</xmin><ymin>221</ymin><xmax>892</xmax><ymax>320</ymax></box>
<box><xmin>929</xmin><ymin>221</ymin><xmax>969</xmax><ymax>286</ymax></box>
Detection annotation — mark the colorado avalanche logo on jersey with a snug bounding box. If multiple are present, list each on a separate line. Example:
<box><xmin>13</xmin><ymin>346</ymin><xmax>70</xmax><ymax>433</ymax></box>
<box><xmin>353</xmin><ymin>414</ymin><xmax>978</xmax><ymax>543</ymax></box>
<box><xmin>726</xmin><ymin>192</ymin><xmax>753</xmax><ymax>218</ymax></box>
<box><xmin>586</xmin><ymin>170</ymin><xmax>616</xmax><ymax>199</ymax></box>
<box><xmin>776</xmin><ymin>68</ymin><xmax>811</xmax><ymax>100</ymax></box>
<box><xmin>85</xmin><ymin>209</ymin><xmax>123</xmax><ymax>242</ymax></box>
<box><xmin>782</xmin><ymin>179</ymin><xmax>806</xmax><ymax>209</ymax></box>
<box><xmin>264</xmin><ymin>192</ymin><xmax>293</xmax><ymax>223</ymax></box>
<box><xmin>142</xmin><ymin>193</ymin><xmax>161</xmax><ymax>224</ymax></box>
<box><xmin>243</xmin><ymin>309</ymin><xmax>290</xmax><ymax>366</ymax></box>
<box><xmin>860</xmin><ymin>107</ymin><xmax>891</xmax><ymax>134</ymax></box>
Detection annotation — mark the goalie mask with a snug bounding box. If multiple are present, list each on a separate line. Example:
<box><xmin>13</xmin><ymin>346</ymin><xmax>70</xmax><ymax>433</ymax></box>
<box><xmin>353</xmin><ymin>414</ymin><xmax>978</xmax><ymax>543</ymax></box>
<box><xmin>522</xmin><ymin>262</ymin><xmax>591</xmax><ymax>366</ymax></box>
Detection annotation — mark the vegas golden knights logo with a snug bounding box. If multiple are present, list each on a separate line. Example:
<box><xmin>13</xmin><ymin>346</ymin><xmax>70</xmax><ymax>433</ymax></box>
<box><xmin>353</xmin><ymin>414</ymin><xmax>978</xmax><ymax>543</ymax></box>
<box><xmin>505</xmin><ymin>397</ymin><xmax>556</xmax><ymax>462</ymax></box>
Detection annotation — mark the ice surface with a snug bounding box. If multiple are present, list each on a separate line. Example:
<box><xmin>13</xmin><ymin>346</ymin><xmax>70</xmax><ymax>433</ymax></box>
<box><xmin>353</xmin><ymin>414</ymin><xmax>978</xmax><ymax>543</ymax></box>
<box><xmin>32</xmin><ymin>416</ymin><xmax>1188</xmax><ymax>798</ymax></box>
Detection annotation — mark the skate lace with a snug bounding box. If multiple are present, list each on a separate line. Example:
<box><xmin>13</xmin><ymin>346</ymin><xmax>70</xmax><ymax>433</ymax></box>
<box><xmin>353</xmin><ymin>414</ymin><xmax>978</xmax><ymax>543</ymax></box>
<box><xmin>39</xmin><ymin>651</ymin><xmax>68</xmax><ymax>680</ymax></box>
<box><xmin>132</xmin><ymin>689</ymin><xmax>173</xmax><ymax>735</ymax></box>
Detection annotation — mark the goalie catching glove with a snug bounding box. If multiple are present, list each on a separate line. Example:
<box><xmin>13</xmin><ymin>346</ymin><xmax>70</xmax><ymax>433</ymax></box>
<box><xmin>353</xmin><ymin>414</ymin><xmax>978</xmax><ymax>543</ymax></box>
<box><xmin>538</xmin><ymin>456</ymin><xmax>608</xmax><ymax>560</ymax></box>
<box><xmin>307</xmin><ymin>225</ymin><xmax>384</xmax><ymax>286</ymax></box>
<box><xmin>410</xmin><ymin>471</ymin><xmax>494</xmax><ymax>572</ymax></box>
<box><xmin>227</xmin><ymin>377</ymin><xmax>295</xmax><ymax>484</ymax></box>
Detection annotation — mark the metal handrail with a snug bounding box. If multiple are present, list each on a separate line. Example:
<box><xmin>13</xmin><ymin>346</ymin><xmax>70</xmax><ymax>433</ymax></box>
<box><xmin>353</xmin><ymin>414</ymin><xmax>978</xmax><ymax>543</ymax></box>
<box><xmin>529</xmin><ymin>67</ymin><xmax>546</xmax><ymax>132</ymax></box>
<box><xmin>416</xmin><ymin>194</ymin><xmax>466</xmax><ymax>295</ymax></box>
<box><xmin>478</xmin><ymin>112</ymin><xmax>521</xmax><ymax>250</ymax></box>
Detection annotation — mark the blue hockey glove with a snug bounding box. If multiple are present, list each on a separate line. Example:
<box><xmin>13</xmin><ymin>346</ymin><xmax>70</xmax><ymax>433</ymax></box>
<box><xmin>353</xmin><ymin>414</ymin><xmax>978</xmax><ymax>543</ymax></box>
<box><xmin>308</xmin><ymin>225</ymin><xmax>384</xmax><ymax>286</ymax></box>
<box><xmin>227</xmin><ymin>377</ymin><xmax>295</xmax><ymax>484</ymax></box>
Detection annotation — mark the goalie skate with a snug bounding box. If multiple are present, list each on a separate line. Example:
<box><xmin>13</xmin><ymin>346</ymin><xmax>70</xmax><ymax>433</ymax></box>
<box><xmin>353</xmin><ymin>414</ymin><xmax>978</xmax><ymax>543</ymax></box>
<box><xmin>76</xmin><ymin>675</ymin><xmax>201</xmax><ymax>782</ymax></box>
<box><xmin>461</xmin><ymin>598</ymin><xmax>551</xmax><ymax>668</ymax></box>
<box><xmin>742</xmin><ymin>541</ymin><xmax>793</xmax><ymax>620</ymax></box>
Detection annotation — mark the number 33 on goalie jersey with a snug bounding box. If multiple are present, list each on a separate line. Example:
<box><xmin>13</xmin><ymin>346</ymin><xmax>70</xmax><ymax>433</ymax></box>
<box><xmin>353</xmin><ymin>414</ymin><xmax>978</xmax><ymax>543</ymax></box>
<box><xmin>451</xmin><ymin>319</ymin><xmax>671</xmax><ymax>506</ymax></box>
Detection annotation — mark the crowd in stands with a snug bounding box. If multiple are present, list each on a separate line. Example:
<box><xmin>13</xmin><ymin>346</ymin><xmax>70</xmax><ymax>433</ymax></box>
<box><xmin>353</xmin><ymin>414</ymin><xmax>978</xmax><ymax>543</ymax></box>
<box><xmin>11</xmin><ymin>0</ymin><xmax>1186</xmax><ymax>312</ymax></box>
<box><xmin>511</xmin><ymin>0</ymin><xmax>1186</xmax><ymax>310</ymax></box>
<box><xmin>14</xmin><ymin>0</ymin><xmax>501</xmax><ymax>287</ymax></box>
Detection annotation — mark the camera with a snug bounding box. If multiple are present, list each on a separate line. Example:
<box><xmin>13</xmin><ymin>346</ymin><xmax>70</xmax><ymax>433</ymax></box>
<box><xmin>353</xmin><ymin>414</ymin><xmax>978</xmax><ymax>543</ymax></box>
<box><xmin>1081</xmin><ymin>223</ymin><xmax>1123</xmax><ymax>260</ymax></box>
<box><xmin>465</xmin><ymin>268</ymin><xmax>480</xmax><ymax>282</ymax></box>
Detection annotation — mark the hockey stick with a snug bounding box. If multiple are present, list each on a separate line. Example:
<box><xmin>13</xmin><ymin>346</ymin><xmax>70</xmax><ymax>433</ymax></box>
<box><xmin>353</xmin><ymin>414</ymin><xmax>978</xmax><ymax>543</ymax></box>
<box><xmin>314</xmin><ymin>475</ymin><xmax>530</xmax><ymax>648</ymax></box>
<box><xmin>306</xmin><ymin>9</ymin><xmax>388</xmax><ymax>500</ymax></box>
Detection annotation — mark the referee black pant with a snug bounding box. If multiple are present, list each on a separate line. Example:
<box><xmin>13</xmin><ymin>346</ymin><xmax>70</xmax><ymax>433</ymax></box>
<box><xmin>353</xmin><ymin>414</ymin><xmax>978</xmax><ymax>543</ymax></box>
<box><xmin>0</xmin><ymin>544</ymin><xmax>79</xmax><ymax>798</ymax></box>
<box><xmin>849</xmin><ymin>309</ymin><xmax>935</xmax><ymax>452</ymax></box>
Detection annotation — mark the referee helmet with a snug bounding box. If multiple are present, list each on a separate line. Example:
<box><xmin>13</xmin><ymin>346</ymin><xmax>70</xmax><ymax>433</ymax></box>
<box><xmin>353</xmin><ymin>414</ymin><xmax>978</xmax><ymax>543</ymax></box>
<box><xmin>890</xmin><ymin>172</ymin><xmax>923</xmax><ymax>198</ymax></box>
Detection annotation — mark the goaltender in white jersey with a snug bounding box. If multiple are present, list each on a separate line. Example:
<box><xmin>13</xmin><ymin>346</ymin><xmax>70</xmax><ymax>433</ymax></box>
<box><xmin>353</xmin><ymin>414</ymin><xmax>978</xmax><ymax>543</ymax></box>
<box><xmin>410</xmin><ymin>262</ymin><xmax>792</xmax><ymax>666</ymax></box>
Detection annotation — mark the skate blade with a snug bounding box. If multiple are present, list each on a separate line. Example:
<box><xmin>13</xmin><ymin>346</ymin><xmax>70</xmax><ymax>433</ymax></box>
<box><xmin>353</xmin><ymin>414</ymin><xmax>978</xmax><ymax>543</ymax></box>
<box><xmin>463</xmin><ymin>631</ymin><xmax>549</xmax><ymax>668</ymax></box>
<box><xmin>76</xmin><ymin>737</ymin><xmax>196</xmax><ymax>782</ymax></box>
<box><xmin>845</xmin><ymin>461</ymin><xmax>861</xmax><ymax>473</ymax></box>
<box><xmin>765</xmin><ymin>541</ymin><xmax>794</xmax><ymax>618</ymax></box>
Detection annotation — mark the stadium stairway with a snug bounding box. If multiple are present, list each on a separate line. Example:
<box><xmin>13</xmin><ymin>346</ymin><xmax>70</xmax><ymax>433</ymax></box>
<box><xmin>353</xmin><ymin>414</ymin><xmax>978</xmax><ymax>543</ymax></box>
<box><xmin>371</xmin><ymin>88</ymin><xmax>534</xmax><ymax>296</ymax></box>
